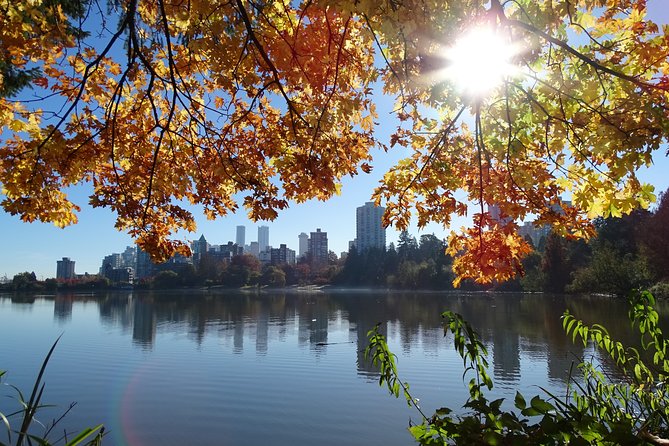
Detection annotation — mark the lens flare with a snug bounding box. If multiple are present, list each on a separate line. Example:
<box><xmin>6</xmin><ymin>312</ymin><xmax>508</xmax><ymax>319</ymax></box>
<box><xmin>443</xmin><ymin>26</ymin><xmax>520</xmax><ymax>99</ymax></box>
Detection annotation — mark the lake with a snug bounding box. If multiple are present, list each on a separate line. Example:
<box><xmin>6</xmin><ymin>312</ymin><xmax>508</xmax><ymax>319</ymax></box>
<box><xmin>0</xmin><ymin>291</ymin><xmax>662</xmax><ymax>446</ymax></box>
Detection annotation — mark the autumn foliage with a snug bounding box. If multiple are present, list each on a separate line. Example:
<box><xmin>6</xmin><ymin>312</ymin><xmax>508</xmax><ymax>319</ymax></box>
<box><xmin>1</xmin><ymin>0</ymin><xmax>667</xmax><ymax>285</ymax></box>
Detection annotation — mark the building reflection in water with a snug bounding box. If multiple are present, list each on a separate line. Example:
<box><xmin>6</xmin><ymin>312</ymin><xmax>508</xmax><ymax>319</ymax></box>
<box><xmin>132</xmin><ymin>297</ymin><xmax>156</xmax><ymax>349</ymax></box>
<box><xmin>256</xmin><ymin>304</ymin><xmax>269</xmax><ymax>355</ymax></box>
<box><xmin>231</xmin><ymin>320</ymin><xmax>243</xmax><ymax>354</ymax></box>
<box><xmin>9</xmin><ymin>290</ymin><xmax>643</xmax><ymax>391</ymax></box>
<box><xmin>53</xmin><ymin>294</ymin><xmax>73</xmax><ymax>323</ymax></box>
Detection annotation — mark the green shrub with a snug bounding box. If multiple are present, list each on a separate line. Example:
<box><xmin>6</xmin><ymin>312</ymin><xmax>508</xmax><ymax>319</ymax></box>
<box><xmin>649</xmin><ymin>282</ymin><xmax>669</xmax><ymax>300</ymax></box>
<box><xmin>367</xmin><ymin>290</ymin><xmax>669</xmax><ymax>445</ymax></box>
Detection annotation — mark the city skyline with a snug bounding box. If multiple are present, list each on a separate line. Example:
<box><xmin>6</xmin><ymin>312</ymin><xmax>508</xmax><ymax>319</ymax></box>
<box><xmin>2</xmin><ymin>158</ymin><xmax>669</xmax><ymax>281</ymax></box>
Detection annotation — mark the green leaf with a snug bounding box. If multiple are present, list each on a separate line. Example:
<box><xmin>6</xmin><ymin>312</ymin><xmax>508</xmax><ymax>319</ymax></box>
<box><xmin>521</xmin><ymin>406</ymin><xmax>542</xmax><ymax>417</ymax></box>
<box><xmin>514</xmin><ymin>391</ymin><xmax>527</xmax><ymax>410</ymax></box>
<box><xmin>408</xmin><ymin>424</ymin><xmax>427</xmax><ymax>440</ymax></box>
<box><xmin>530</xmin><ymin>396</ymin><xmax>555</xmax><ymax>414</ymax></box>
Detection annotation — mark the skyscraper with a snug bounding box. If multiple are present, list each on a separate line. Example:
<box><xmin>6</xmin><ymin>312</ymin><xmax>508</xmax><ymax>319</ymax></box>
<box><xmin>56</xmin><ymin>257</ymin><xmax>75</xmax><ymax>280</ymax></box>
<box><xmin>298</xmin><ymin>232</ymin><xmax>309</xmax><ymax>259</ymax></box>
<box><xmin>236</xmin><ymin>225</ymin><xmax>246</xmax><ymax>247</ymax></box>
<box><xmin>308</xmin><ymin>228</ymin><xmax>328</xmax><ymax>266</ymax></box>
<box><xmin>258</xmin><ymin>225</ymin><xmax>270</xmax><ymax>253</ymax></box>
<box><xmin>355</xmin><ymin>202</ymin><xmax>386</xmax><ymax>252</ymax></box>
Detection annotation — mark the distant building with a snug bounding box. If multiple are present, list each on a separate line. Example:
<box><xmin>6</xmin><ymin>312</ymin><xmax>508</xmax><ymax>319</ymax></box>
<box><xmin>105</xmin><ymin>267</ymin><xmax>134</xmax><ymax>284</ymax></box>
<box><xmin>208</xmin><ymin>242</ymin><xmax>243</xmax><ymax>262</ymax></box>
<box><xmin>550</xmin><ymin>200</ymin><xmax>572</xmax><ymax>215</ymax></box>
<box><xmin>258</xmin><ymin>226</ymin><xmax>270</xmax><ymax>253</ymax></box>
<box><xmin>518</xmin><ymin>200</ymin><xmax>573</xmax><ymax>247</ymax></box>
<box><xmin>135</xmin><ymin>248</ymin><xmax>155</xmax><ymax>280</ymax></box>
<box><xmin>99</xmin><ymin>253</ymin><xmax>121</xmax><ymax>276</ymax></box>
<box><xmin>191</xmin><ymin>234</ymin><xmax>209</xmax><ymax>265</ymax></box>
<box><xmin>489</xmin><ymin>204</ymin><xmax>502</xmax><ymax>221</ymax></box>
<box><xmin>355</xmin><ymin>202</ymin><xmax>386</xmax><ymax>252</ymax></box>
<box><xmin>248</xmin><ymin>241</ymin><xmax>260</xmax><ymax>258</ymax></box>
<box><xmin>519</xmin><ymin>222</ymin><xmax>551</xmax><ymax>247</ymax></box>
<box><xmin>259</xmin><ymin>247</ymin><xmax>272</xmax><ymax>264</ymax></box>
<box><xmin>308</xmin><ymin>228</ymin><xmax>328</xmax><ymax>266</ymax></box>
<box><xmin>270</xmin><ymin>244</ymin><xmax>296</xmax><ymax>265</ymax></box>
<box><xmin>298</xmin><ymin>232</ymin><xmax>309</xmax><ymax>259</ymax></box>
<box><xmin>120</xmin><ymin>246</ymin><xmax>136</xmax><ymax>268</ymax></box>
<box><xmin>488</xmin><ymin>204</ymin><xmax>513</xmax><ymax>225</ymax></box>
<box><xmin>236</xmin><ymin>225</ymin><xmax>246</xmax><ymax>247</ymax></box>
<box><xmin>152</xmin><ymin>252</ymin><xmax>193</xmax><ymax>276</ymax></box>
<box><xmin>56</xmin><ymin>257</ymin><xmax>75</xmax><ymax>280</ymax></box>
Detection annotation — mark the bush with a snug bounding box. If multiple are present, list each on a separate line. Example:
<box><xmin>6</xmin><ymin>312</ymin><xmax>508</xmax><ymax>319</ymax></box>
<box><xmin>649</xmin><ymin>281</ymin><xmax>669</xmax><ymax>300</ymax></box>
<box><xmin>567</xmin><ymin>246</ymin><xmax>653</xmax><ymax>296</ymax></box>
<box><xmin>367</xmin><ymin>290</ymin><xmax>669</xmax><ymax>445</ymax></box>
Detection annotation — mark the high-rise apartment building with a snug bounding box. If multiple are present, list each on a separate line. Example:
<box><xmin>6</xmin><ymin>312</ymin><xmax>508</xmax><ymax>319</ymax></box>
<box><xmin>120</xmin><ymin>246</ymin><xmax>136</xmax><ymax>268</ymax></box>
<box><xmin>99</xmin><ymin>253</ymin><xmax>122</xmax><ymax>276</ymax></box>
<box><xmin>355</xmin><ymin>202</ymin><xmax>386</xmax><ymax>252</ymax></box>
<box><xmin>258</xmin><ymin>226</ymin><xmax>270</xmax><ymax>253</ymax></box>
<box><xmin>248</xmin><ymin>241</ymin><xmax>260</xmax><ymax>258</ymax></box>
<box><xmin>298</xmin><ymin>232</ymin><xmax>309</xmax><ymax>259</ymax></box>
<box><xmin>270</xmin><ymin>244</ymin><xmax>296</xmax><ymax>265</ymax></box>
<box><xmin>236</xmin><ymin>225</ymin><xmax>246</xmax><ymax>247</ymax></box>
<box><xmin>56</xmin><ymin>257</ymin><xmax>76</xmax><ymax>280</ymax></box>
<box><xmin>308</xmin><ymin>228</ymin><xmax>328</xmax><ymax>266</ymax></box>
<box><xmin>135</xmin><ymin>248</ymin><xmax>155</xmax><ymax>280</ymax></box>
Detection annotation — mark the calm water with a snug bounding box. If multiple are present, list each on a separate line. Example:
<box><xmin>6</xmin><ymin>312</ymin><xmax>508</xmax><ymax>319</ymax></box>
<box><xmin>0</xmin><ymin>291</ymin><xmax>663</xmax><ymax>446</ymax></box>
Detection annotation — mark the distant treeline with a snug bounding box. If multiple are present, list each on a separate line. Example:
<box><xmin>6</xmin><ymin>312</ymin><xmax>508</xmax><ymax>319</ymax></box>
<box><xmin>516</xmin><ymin>188</ymin><xmax>669</xmax><ymax>298</ymax></box>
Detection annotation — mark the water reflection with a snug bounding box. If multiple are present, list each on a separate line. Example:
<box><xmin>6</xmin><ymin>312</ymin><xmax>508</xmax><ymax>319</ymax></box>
<box><xmin>53</xmin><ymin>294</ymin><xmax>73</xmax><ymax>323</ymax></box>
<box><xmin>3</xmin><ymin>290</ymin><xmax>665</xmax><ymax>389</ymax></box>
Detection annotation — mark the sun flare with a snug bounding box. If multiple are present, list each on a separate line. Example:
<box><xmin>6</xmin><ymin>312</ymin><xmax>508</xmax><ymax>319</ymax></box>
<box><xmin>443</xmin><ymin>26</ymin><xmax>520</xmax><ymax>99</ymax></box>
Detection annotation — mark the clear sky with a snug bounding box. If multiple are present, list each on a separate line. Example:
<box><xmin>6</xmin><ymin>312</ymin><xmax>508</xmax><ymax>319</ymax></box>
<box><xmin>1</xmin><ymin>2</ymin><xmax>669</xmax><ymax>280</ymax></box>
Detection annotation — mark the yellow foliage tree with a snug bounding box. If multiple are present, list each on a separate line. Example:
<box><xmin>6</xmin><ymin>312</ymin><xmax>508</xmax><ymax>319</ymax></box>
<box><xmin>1</xmin><ymin>0</ymin><xmax>667</xmax><ymax>285</ymax></box>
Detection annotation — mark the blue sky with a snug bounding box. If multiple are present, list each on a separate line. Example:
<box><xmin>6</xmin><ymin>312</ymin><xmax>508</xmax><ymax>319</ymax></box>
<box><xmin>2</xmin><ymin>2</ymin><xmax>669</xmax><ymax>280</ymax></box>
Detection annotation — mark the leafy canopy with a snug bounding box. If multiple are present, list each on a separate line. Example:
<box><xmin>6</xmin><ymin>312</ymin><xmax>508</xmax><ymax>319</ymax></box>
<box><xmin>1</xmin><ymin>0</ymin><xmax>667</xmax><ymax>284</ymax></box>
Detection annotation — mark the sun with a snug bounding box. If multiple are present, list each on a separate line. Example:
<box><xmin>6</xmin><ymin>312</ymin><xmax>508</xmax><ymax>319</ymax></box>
<box><xmin>442</xmin><ymin>26</ymin><xmax>520</xmax><ymax>99</ymax></box>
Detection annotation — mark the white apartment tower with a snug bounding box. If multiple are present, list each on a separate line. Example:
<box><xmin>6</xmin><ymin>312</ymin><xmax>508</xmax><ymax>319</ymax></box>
<box><xmin>258</xmin><ymin>226</ymin><xmax>270</xmax><ymax>253</ymax></box>
<box><xmin>298</xmin><ymin>232</ymin><xmax>309</xmax><ymax>259</ymax></box>
<box><xmin>355</xmin><ymin>202</ymin><xmax>386</xmax><ymax>252</ymax></box>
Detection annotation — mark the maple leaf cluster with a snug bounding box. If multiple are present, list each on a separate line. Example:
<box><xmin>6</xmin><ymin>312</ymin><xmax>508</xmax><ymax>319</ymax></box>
<box><xmin>1</xmin><ymin>0</ymin><xmax>668</xmax><ymax>285</ymax></box>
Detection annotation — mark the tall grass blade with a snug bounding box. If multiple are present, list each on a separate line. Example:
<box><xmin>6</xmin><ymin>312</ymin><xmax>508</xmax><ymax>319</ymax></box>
<box><xmin>16</xmin><ymin>335</ymin><xmax>62</xmax><ymax>446</ymax></box>
<box><xmin>0</xmin><ymin>411</ymin><xmax>10</xmax><ymax>445</ymax></box>
<box><xmin>64</xmin><ymin>425</ymin><xmax>104</xmax><ymax>446</ymax></box>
